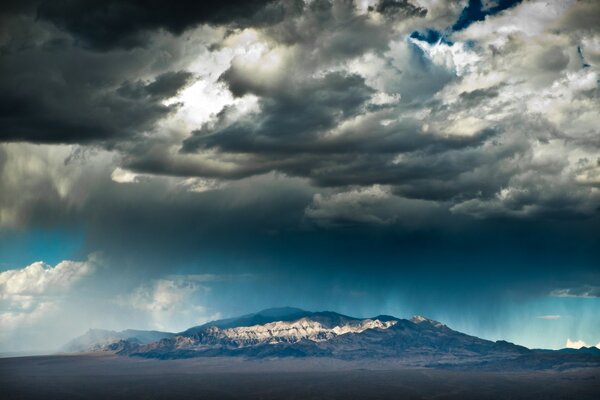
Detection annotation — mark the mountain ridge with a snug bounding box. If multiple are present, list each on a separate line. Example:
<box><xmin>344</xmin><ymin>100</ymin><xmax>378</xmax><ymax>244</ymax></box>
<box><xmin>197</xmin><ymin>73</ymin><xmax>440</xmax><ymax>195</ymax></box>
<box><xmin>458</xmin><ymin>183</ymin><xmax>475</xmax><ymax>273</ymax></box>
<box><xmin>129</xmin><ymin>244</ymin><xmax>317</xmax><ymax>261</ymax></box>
<box><xmin>61</xmin><ymin>308</ymin><xmax>600</xmax><ymax>370</ymax></box>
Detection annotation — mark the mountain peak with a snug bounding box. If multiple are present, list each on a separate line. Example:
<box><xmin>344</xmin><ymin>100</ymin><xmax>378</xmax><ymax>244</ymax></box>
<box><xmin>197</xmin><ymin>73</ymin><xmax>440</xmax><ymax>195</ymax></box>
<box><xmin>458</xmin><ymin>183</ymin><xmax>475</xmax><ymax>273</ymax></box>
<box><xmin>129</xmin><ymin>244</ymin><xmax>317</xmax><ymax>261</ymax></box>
<box><xmin>410</xmin><ymin>315</ymin><xmax>445</xmax><ymax>328</ymax></box>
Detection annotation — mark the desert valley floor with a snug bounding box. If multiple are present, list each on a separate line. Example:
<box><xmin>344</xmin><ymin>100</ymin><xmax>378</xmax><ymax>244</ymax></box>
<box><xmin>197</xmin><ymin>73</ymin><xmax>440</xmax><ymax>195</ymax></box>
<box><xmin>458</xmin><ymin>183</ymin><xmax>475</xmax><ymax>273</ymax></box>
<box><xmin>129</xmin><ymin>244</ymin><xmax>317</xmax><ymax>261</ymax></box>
<box><xmin>2</xmin><ymin>354</ymin><xmax>599</xmax><ymax>400</ymax></box>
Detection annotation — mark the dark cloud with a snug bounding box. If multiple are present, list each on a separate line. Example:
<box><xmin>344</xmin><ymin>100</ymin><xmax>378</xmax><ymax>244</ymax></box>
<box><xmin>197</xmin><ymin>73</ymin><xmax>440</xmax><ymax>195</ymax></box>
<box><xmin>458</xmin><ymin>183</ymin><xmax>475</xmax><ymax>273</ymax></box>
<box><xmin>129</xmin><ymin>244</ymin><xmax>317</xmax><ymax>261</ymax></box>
<box><xmin>376</xmin><ymin>0</ymin><xmax>427</xmax><ymax>18</ymax></box>
<box><xmin>551</xmin><ymin>285</ymin><xmax>600</xmax><ymax>298</ymax></box>
<box><xmin>258</xmin><ymin>0</ymin><xmax>427</xmax><ymax>61</ymax></box>
<box><xmin>117</xmin><ymin>71</ymin><xmax>194</xmax><ymax>100</ymax></box>
<box><xmin>458</xmin><ymin>86</ymin><xmax>500</xmax><ymax>105</ymax></box>
<box><xmin>0</xmin><ymin>0</ymin><xmax>428</xmax><ymax>149</ymax></box>
<box><xmin>183</xmin><ymin>72</ymin><xmax>375</xmax><ymax>153</ymax></box>
<box><xmin>0</xmin><ymin>60</ymin><xmax>192</xmax><ymax>144</ymax></box>
<box><xmin>144</xmin><ymin>71</ymin><xmax>194</xmax><ymax>97</ymax></box>
<box><xmin>177</xmin><ymin>47</ymin><xmax>502</xmax><ymax>192</ymax></box>
<box><xmin>36</xmin><ymin>0</ymin><xmax>288</xmax><ymax>51</ymax></box>
<box><xmin>0</xmin><ymin>0</ymin><xmax>38</xmax><ymax>15</ymax></box>
<box><xmin>169</xmin><ymin>2</ymin><xmax>492</xmax><ymax>190</ymax></box>
<box><xmin>1</xmin><ymin>0</ymin><xmax>599</xmax><ymax>233</ymax></box>
<box><xmin>0</xmin><ymin>8</ymin><xmax>195</xmax><ymax>146</ymax></box>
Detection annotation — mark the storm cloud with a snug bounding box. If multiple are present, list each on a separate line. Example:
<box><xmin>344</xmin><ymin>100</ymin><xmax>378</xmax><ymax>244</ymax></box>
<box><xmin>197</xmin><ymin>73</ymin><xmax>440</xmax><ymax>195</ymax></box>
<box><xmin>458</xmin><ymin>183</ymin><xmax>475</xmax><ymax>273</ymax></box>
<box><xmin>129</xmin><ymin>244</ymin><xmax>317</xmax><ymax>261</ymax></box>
<box><xmin>37</xmin><ymin>0</ymin><xmax>288</xmax><ymax>50</ymax></box>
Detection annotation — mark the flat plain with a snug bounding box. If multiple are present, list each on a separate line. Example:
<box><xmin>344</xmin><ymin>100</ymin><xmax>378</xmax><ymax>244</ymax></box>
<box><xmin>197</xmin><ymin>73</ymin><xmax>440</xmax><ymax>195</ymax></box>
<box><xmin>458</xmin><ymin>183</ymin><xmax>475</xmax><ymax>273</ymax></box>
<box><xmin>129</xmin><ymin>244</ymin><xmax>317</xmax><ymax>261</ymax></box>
<box><xmin>1</xmin><ymin>354</ymin><xmax>599</xmax><ymax>399</ymax></box>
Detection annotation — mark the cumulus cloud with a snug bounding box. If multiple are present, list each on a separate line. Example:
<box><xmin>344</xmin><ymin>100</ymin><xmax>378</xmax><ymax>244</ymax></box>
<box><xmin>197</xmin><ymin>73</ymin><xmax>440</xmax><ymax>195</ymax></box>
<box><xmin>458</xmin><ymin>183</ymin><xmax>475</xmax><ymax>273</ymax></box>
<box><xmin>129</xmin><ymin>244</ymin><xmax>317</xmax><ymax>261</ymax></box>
<box><xmin>565</xmin><ymin>338</ymin><xmax>600</xmax><ymax>349</ymax></box>
<box><xmin>0</xmin><ymin>256</ymin><xmax>96</xmax><ymax>330</ymax></box>
<box><xmin>0</xmin><ymin>260</ymin><xmax>93</xmax><ymax>295</ymax></box>
<box><xmin>178</xmin><ymin>0</ymin><xmax>600</xmax><ymax>220</ymax></box>
<box><xmin>0</xmin><ymin>256</ymin><xmax>254</xmax><ymax>350</ymax></box>
<box><xmin>121</xmin><ymin>275</ymin><xmax>232</xmax><ymax>331</ymax></box>
<box><xmin>565</xmin><ymin>338</ymin><xmax>588</xmax><ymax>349</ymax></box>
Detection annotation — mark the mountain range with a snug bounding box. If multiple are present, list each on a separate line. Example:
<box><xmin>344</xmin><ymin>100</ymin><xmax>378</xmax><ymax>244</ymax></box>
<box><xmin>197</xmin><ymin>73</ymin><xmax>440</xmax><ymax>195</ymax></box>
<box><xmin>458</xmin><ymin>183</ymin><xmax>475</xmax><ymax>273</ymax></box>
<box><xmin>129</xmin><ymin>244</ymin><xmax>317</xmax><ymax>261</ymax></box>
<box><xmin>63</xmin><ymin>307</ymin><xmax>600</xmax><ymax>370</ymax></box>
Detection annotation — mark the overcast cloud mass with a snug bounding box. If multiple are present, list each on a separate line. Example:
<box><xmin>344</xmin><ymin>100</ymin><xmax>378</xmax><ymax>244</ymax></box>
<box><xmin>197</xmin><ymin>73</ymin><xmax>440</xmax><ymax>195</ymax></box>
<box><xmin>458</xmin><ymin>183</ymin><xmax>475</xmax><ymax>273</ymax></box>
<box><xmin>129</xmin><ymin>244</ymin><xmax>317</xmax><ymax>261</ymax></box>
<box><xmin>0</xmin><ymin>0</ymin><xmax>599</xmax><ymax>352</ymax></box>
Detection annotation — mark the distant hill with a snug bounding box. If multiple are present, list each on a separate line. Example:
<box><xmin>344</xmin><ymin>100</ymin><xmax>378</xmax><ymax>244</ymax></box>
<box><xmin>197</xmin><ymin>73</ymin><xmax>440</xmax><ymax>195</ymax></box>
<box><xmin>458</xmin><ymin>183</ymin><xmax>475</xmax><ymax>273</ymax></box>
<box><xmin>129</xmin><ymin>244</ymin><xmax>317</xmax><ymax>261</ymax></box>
<box><xmin>62</xmin><ymin>328</ymin><xmax>174</xmax><ymax>352</ymax></box>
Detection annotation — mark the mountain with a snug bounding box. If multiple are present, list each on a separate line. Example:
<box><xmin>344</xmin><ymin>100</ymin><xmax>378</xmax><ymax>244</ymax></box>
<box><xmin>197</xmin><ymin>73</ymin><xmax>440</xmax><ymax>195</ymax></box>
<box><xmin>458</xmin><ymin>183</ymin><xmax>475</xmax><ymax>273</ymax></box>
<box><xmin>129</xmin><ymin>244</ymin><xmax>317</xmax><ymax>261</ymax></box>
<box><xmin>62</xmin><ymin>328</ymin><xmax>174</xmax><ymax>353</ymax></box>
<box><xmin>62</xmin><ymin>308</ymin><xmax>600</xmax><ymax>370</ymax></box>
<box><xmin>180</xmin><ymin>307</ymin><xmax>313</xmax><ymax>335</ymax></box>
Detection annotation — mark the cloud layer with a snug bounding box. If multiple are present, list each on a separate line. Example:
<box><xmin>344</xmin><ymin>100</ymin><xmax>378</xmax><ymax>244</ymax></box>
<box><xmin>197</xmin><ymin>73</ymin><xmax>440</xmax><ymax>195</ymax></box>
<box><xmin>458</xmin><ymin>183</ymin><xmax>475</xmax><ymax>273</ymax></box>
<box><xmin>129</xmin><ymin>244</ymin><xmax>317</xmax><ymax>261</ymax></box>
<box><xmin>0</xmin><ymin>0</ymin><xmax>598</xmax><ymax>226</ymax></box>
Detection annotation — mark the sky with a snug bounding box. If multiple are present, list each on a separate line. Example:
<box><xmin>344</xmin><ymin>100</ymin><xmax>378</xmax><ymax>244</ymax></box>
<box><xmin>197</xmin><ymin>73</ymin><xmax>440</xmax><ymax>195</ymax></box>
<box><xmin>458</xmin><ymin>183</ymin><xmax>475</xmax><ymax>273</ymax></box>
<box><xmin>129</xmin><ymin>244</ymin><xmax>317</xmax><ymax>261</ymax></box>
<box><xmin>0</xmin><ymin>0</ymin><xmax>599</xmax><ymax>352</ymax></box>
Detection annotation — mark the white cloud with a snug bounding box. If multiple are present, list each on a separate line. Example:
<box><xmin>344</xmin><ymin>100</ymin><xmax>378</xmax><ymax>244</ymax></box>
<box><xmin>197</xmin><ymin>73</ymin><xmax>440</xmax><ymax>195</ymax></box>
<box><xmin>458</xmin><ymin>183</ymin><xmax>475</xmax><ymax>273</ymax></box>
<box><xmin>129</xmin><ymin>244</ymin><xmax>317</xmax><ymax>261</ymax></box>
<box><xmin>178</xmin><ymin>177</ymin><xmax>228</xmax><ymax>193</ymax></box>
<box><xmin>437</xmin><ymin>1</ymin><xmax>600</xmax><ymax>220</ymax></box>
<box><xmin>536</xmin><ymin>315</ymin><xmax>561</xmax><ymax>320</ymax></box>
<box><xmin>444</xmin><ymin>116</ymin><xmax>490</xmax><ymax>138</ymax></box>
<box><xmin>122</xmin><ymin>275</ymin><xmax>216</xmax><ymax>331</ymax></box>
<box><xmin>0</xmin><ymin>260</ymin><xmax>93</xmax><ymax>295</ymax></box>
<box><xmin>565</xmin><ymin>338</ymin><xmax>588</xmax><ymax>349</ymax></box>
<box><xmin>455</xmin><ymin>1</ymin><xmax>575</xmax><ymax>42</ymax></box>
<box><xmin>0</xmin><ymin>257</ymin><xmax>96</xmax><ymax>330</ymax></box>
<box><xmin>410</xmin><ymin>37</ymin><xmax>480</xmax><ymax>77</ymax></box>
<box><xmin>111</xmin><ymin>167</ymin><xmax>142</xmax><ymax>184</ymax></box>
<box><xmin>120</xmin><ymin>273</ymin><xmax>256</xmax><ymax>331</ymax></box>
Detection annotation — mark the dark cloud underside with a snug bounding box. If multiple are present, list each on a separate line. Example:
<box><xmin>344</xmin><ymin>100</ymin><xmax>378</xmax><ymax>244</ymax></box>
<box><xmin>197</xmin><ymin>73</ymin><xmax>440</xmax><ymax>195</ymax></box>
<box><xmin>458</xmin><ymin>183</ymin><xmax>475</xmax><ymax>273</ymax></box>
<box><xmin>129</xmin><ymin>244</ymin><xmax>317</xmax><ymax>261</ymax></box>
<box><xmin>37</xmin><ymin>0</ymin><xmax>287</xmax><ymax>50</ymax></box>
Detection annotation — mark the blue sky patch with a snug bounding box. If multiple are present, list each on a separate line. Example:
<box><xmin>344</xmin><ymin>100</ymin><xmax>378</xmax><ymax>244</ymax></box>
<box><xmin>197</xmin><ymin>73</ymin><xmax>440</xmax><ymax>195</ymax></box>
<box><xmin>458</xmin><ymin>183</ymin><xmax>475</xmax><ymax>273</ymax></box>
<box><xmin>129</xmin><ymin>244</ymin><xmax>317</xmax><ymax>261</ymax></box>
<box><xmin>453</xmin><ymin>0</ymin><xmax>523</xmax><ymax>31</ymax></box>
<box><xmin>410</xmin><ymin>29</ymin><xmax>454</xmax><ymax>45</ymax></box>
